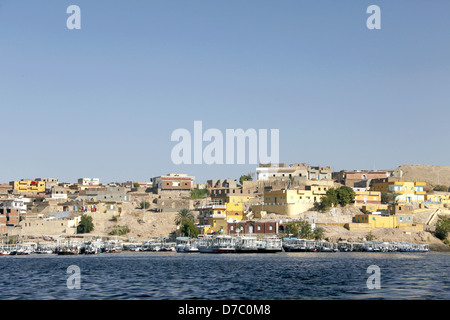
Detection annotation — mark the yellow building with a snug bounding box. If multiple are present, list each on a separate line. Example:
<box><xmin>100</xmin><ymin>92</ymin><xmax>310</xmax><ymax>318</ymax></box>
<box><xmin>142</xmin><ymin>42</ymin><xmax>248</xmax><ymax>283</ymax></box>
<box><xmin>252</xmin><ymin>186</ymin><xmax>329</xmax><ymax>216</ymax></box>
<box><xmin>371</xmin><ymin>181</ymin><xmax>426</xmax><ymax>204</ymax></box>
<box><xmin>196</xmin><ymin>202</ymin><xmax>249</xmax><ymax>234</ymax></box>
<box><xmin>196</xmin><ymin>203</ymin><xmax>228</xmax><ymax>234</ymax></box>
<box><xmin>213</xmin><ymin>194</ymin><xmax>254</xmax><ymax>205</ymax></box>
<box><xmin>11</xmin><ymin>180</ymin><xmax>46</xmax><ymax>193</ymax></box>
<box><xmin>353</xmin><ymin>214</ymin><xmax>398</xmax><ymax>228</ymax></box>
<box><xmin>226</xmin><ymin>202</ymin><xmax>245</xmax><ymax>222</ymax></box>
<box><xmin>426</xmin><ymin>193</ymin><xmax>450</xmax><ymax>205</ymax></box>
<box><xmin>354</xmin><ymin>190</ymin><xmax>381</xmax><ymax>204</ymax></box>
<box><xmin>361</xmin><ymin>204</ymin><xmax>388</xmax><ymax>213</ymax></box>
<box><xmin>347</xmin><ymin>213</ymin><xmax>423</xmax><ymax>231</ymax></box>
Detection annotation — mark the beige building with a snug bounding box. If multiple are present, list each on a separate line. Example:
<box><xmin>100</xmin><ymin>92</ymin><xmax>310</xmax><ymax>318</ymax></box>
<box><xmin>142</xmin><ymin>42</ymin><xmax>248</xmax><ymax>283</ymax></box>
<box><xmin>251</xmin><ymin>186</ymin><xmax>329</xmax><ymax>216</ymax></box>
<box><xmin>17</xmin><ymin>215</ymin><xmax>81</xmax><ymax>236</ymax></box>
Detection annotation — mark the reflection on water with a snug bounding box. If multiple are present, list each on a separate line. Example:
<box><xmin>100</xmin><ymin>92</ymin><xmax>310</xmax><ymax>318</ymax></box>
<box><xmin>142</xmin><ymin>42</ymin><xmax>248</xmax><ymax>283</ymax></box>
<box><xmin>0</xmin><ymin>252</ymin><xmax>448</xmax><ymax>300</ymax></box>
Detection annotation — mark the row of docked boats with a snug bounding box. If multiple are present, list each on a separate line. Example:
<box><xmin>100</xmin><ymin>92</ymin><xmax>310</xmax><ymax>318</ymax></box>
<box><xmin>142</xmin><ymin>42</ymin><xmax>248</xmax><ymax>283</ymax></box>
<box><xmin>282</xmin><ymin>238</ymin><xmax>430</xmax><ymax>253</ymax></box>
<box><xmin>0</xmin><ymin>245</ymin><xmax>34</xmax><ymax>255</ymax></box>
<box><xmin>176</xmin><ymin>236</ymin><xmax>283</xmax><ymax>254</ymax></box>
<box><xmin>0</xmin><ymin>238</ymin><xmax>431</xmax><ymax>256</ymax></box>
<box><xmin>175</xmin><ymin>236</ymin><xmax>430</xmax><ymax>254</ymax></box>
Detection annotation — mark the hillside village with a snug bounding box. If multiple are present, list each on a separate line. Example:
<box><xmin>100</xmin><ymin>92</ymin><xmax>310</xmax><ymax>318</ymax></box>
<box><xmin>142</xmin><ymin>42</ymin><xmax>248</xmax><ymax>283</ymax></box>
<box><xmin>1</xmin><ymin>164</ymin><xmax>450</xmax><ymax>251</ymax></box>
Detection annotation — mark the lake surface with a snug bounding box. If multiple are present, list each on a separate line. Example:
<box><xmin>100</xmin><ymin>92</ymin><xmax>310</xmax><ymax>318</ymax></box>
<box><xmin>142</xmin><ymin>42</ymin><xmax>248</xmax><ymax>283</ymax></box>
<box><xmin>0</xmin><ymin>252</ymin><xmax>448</xmax><ymax>300</ymax></box>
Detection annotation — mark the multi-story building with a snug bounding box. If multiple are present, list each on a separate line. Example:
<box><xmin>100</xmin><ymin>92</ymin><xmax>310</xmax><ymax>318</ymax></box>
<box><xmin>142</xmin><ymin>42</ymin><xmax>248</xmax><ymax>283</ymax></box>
<box><xmin>10</xmin><ymin>179</ymin><xmax>46</xmax><ymax>193</ymax></box>
<box><xmin>252</xmin><ymin>185</ymin><xmax>329</xmax><ymax>216</ymax></box>
<box><xmin>151</xmin><ymin>174</ymin><xmax>194</xmax><ymax>192</ymax></box>
<box><xmin>256</xmin><ymin>163</ymin><xmax>308</xmax><ymax>181</ymax></box>
<box><xmin>35</xmin><ymin>178</ymin><xmax>59</xmax><ymax>191</ymax></box>
<box><xmin>76</xmin><ymin>186</ymin><xmax>129</xmax><ymax>202</ymax></box>
<box><xmin>196</xmin><ymin>201</ymin><xmax>247</xmax><ymax>234</ymax></box>
<box><xmin>0</xmin><ymin>198</ymin><xmax>29</xmax><ymax>216</ymax></box>
<box><xmin>256</xmin><ymin>163</ymin><xmax>331</xmax><ymax>181</ymax></box>
<box><xmin>308</xmin><ymin>166</ymin><xmax>332</xmax><ymax>181</ymax></box>
<box><xmin>196</xmin><ymin>202</ymin><xmax>228</xmax><ymax>234</ymax></box>
<box><xmin>225</xmin><ymin>202</ymin><xmax>245</xmax><ymax>222</ymax></box>
<box><xmin>78</xmin><ymin>178</ymin><xmax>100</xmax><ymax>186</ymax></box>
<box><xmin>371</xmin><ymin>179</ymin><xmax>427</xmax><ymax>204</ymax></box>
<box><xmin>353</xmin><ymin>189</ymin><xmax>382</xmax><ymax>204</ymax></box>
<box><xmin>333</xmin><ymin>170</ymin><xmax>391</xmax><ymax>187</ymax></box>
<box><xmin>425</xmin><ymin>192</ymin><xmax>450</xmax><ymax>206</ymax></box>
<box><xmin>210</xmin><ymin>187</ymin><xmax>255</xmax><ymax>204</ymax></box>
<box><xmin>0</xmin><ymin>208</ymin><xmax>21</xmax><ymax>233</ymax></box>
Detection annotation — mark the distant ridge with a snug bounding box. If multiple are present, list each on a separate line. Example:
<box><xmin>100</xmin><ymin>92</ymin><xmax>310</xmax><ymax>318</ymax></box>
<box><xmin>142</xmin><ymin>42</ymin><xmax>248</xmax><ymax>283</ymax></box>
<box><xmin>394</xmin><ymin>164</ymin><xmax>450</xmax><ymax>187</ymax></box>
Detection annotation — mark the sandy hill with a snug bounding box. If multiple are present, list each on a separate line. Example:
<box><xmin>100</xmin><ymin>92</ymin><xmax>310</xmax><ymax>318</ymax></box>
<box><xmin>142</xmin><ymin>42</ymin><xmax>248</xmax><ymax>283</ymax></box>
<box><xmin>395</xmin><ymin>164</ymin><xmax>450</xmax><ymax>187</ymax></box>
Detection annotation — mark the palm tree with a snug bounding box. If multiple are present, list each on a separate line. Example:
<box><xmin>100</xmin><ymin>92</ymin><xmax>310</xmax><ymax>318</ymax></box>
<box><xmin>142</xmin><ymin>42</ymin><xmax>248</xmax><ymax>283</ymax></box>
<box><xmin>312</xmin><ymin>227</ymin><xmax>325</xmax><ymax>240</ymax></box>
<box><xmin>175</xmin><ymin>208</ymin><xmax>194</xmax><ymax>226</ymax></box>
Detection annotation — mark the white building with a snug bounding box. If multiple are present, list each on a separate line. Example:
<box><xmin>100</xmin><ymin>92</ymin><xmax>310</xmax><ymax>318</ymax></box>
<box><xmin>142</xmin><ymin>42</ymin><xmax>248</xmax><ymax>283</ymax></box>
<box><xmin>0</xmin><ymin>197</ymin><xmax>30</xmax><ymax>215</ymax></box>
<box><xmin>78</xmin><ymin>178</ymin><xmax>100</xmax><ymax>186</ymax></box>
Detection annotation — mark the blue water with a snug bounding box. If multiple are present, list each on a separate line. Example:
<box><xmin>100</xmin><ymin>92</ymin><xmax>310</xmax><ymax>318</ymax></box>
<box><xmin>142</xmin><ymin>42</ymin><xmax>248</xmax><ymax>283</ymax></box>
<box><xmin>0</xmin><ymin>252</ymin><xmax>448</xmax><ymax>300</ymax></box>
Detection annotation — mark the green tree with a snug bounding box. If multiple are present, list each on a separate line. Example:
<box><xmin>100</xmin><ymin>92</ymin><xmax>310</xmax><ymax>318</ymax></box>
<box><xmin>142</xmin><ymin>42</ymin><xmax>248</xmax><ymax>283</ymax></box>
<box><xmin>77</xmin><ymin>215</ymin><xmax>94</xmax><ymax>234</ymax></box>
<box><xmin>284</xmin><ymin>220</ymin><xmax>312</xmax><ymax>239</ymax></box>
<box><xmin>315</xmin><ymin>186</ymin><xmax>355</xmax><ymax>212</ymax></box>
<box><xmin>298</xmin><ymin>220</ymin><xmax>312</xmax><ymax>239</ymax></box>
<box><xmin>175</xmin><ymin>208</ymin><xmax>194</xmax><ymax>226</ymax></box>
<box><xmin>285</xmin><ymin>222</ymin><xmax>299</xmax><ymax>237</ymax></box>
<box><xmin>239</xmin><ymin>174</ymin><xmax>253</xmax><ymax>186</ymax></box>
<box><xmin>133</xmin><ymin>182</ymin><xmax>140</xmax><ymax>188</ymax></box>
<box><xmin>325</xmin><ymin>188</ymin><xmax>339</xmax><ymax>207</ymax></box>
<box><xmin>315</xmin><ymin>195</ymin><xmax>333</xmax><ymax>212</ymax></box>
<box><xmin>179</xmin><ymin>220</ymin><xmax>200</xmax><ymax>238</ymax></box>
<box><xmin>336</xmin><ymin>186</ymin><xmax>356</xmax><ymax>207</ymax></box>
<box><xmin>435</xmin><ymin>216</ymin><xmax>450</xmax><ymax>241</ymax></box>
<box><xmin>312</xmin><ymin>227</ymin><xmax>325</xmax><ymax>240</ymax></box>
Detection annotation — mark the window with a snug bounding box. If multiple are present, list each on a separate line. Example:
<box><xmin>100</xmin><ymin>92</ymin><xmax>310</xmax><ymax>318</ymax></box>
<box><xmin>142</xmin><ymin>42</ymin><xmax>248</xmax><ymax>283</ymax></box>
<box><xmin>230</xmin><ymin>226</ymin><xmax>234</xmax><ymax>231</ymax></box>
<box><xmin>257</xmin><ymin>226</ymin><xmax>261</xmax><ymax>231</ymax></box>
<box><xmin>269</xmin><ymin>225</ymin><xmax>273</xmax><ymax>231</ymax></box>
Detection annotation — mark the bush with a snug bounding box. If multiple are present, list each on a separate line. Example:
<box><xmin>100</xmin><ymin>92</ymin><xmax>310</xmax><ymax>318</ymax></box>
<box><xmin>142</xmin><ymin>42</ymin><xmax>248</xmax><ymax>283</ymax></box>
<box><xmin>139</xmin><ymin>201</ymin><xmax>151</xmax><ymax>209</ymax></box>
<box><xmin>109</xmin><ymin>225</ymin><xmax>130</xmax><ymax>236</ymax></box>
<box><xmin>133</xmin><ymin>182</ymin><xmax>140</xmax><ymax>188</ymax></box>
<box><xmin>433</xmin><ymin>185</ymin><xmax>449</xmax><ymax>192</ymax></box>
<box><xmin>435</xmin><ymin>216</ymin><xmax>450</xmax><ymax>241</ymax></box>
<box><xmin>190</xmin><ymin>188</ymin><xmax>209</xmax><ymax>199</ymax></box>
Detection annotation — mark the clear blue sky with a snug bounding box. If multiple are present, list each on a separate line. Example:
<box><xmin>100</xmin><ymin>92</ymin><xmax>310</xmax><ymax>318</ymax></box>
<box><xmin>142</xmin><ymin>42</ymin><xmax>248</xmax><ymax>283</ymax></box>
<box><xmin>1</xmin><ymin>0</ymin><xmax>449</xmax><ymax>183</ymax></box>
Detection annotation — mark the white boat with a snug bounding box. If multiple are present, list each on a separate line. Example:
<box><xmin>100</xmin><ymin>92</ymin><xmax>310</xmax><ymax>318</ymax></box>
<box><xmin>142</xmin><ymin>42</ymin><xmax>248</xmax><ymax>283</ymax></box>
<box><xmin>235</xmin><ymin>236</ymin><xmax>259</xmax><ymax>253</ymax></box>
<box><xmin>198</xmin><ymin>236</ymin><xmax>236</xmax><ymax>253</ymax></box>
